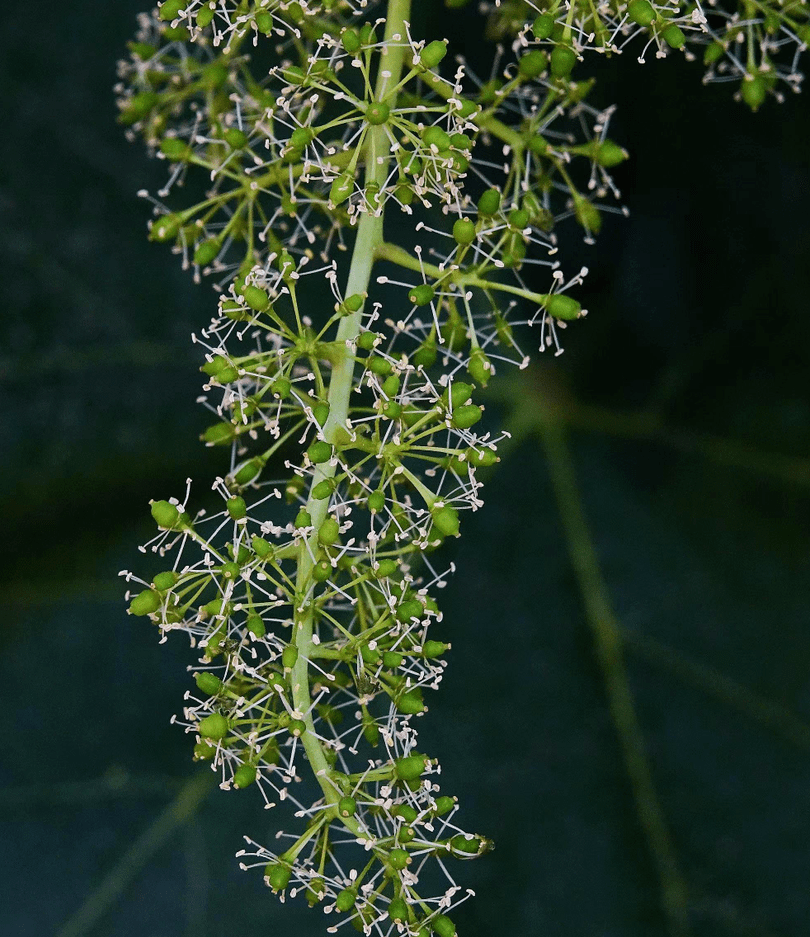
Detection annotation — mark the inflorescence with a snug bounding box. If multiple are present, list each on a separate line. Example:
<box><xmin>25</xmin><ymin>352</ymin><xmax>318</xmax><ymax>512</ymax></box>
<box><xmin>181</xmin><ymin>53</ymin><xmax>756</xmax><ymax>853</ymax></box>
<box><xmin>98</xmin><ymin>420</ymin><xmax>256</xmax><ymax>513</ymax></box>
<box><xmin>118</xmin><ymin>1</ymin><xmax>806</xmax><ymax>934</ymax></box>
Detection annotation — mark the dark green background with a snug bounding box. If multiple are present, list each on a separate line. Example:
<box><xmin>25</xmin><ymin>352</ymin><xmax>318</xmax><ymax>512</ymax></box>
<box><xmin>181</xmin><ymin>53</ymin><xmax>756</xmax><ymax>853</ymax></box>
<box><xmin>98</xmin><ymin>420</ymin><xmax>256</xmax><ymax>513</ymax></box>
<box><xmin>2</xmin><ymin>3</ymin><xmax>809</xmax><ymax>935</ymax></box>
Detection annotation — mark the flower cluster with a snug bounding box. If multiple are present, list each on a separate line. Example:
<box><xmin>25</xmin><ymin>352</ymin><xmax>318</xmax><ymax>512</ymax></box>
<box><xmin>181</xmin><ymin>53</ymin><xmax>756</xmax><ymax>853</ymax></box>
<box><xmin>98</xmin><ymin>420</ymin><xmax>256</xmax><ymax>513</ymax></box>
<box><xmin>119</xmin><ymin>0</ymin><xmax>799</xmax><ymax>933</ymax></box>
<box><xmin>486</xmin><ymin>0</ymin><xmax>808</xmax><ymax>107</ymax></box>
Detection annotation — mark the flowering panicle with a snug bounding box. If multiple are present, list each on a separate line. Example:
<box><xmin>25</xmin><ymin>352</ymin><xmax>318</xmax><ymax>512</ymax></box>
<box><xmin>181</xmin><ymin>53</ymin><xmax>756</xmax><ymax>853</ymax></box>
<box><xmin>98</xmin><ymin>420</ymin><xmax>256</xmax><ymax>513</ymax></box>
<box><xmin>120</xmin><ymin>0</ymin><xmax>800</xmax><ymax>933</ymax></box>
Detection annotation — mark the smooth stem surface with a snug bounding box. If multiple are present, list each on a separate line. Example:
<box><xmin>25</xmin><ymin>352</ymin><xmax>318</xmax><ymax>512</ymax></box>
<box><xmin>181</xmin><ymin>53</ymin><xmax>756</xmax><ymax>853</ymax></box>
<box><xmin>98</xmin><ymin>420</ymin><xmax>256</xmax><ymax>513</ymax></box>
<box><xmin>290</xmin><ymin>0</ymin><xmax>412</xmax><ymax>815</ymax></box>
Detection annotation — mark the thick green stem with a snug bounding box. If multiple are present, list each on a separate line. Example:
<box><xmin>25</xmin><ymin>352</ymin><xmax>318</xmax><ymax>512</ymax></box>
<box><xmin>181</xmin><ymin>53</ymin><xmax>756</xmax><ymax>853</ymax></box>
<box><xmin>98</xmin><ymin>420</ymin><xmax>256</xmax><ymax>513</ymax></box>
<box><xmin>290</xmin><ymin>0</ymin><xmax>412</xmax><ymax>813</ymax></box>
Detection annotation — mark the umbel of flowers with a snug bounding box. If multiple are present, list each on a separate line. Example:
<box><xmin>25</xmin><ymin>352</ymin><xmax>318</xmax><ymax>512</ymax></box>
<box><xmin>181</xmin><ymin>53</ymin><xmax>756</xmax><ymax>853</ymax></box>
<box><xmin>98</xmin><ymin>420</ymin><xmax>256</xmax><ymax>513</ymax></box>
<box><xmin>117</xmin><ymin>1</ymin><xmax>805</xmax><ymax>934</ymax></box>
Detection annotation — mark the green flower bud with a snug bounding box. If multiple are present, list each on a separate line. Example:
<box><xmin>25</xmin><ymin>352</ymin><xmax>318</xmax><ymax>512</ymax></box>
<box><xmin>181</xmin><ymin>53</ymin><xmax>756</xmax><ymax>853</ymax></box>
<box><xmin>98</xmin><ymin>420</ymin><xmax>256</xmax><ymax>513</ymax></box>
<box><xmin>593</xmin><ymin>139</ymin><xmax>627</xmax><ymax>167</ymax></box>
<box><xmin>149</xmin><ymin>212</ymin><xmax>182</xmax><ymax>242</ymax></box>
<box><xmin>423</xmin><ymin>640</ymin><xmax>449</xmax><ymax>658</ymax></box>
<box><xmin>741</xmin><ymin>73</ymin><xmax>767</xmax><ymax>110</ymax></box>
<box><xmin>197</xmin><ymin>5</ymin><xmax>214</xmax><ymax>27</ymax></box>
<box><xmin>330</xmin><ymin>172</ymin><xmax>354</xmax><ymax>205</ymax></box>
<box><xmin>397</xmin><ymin>599</ymin><xmax>423</xmax><ymax>623</ymax></box>
<box><xmin>129</xmin><ymin>589</ymin><xmax>160</xmax><ymax>617</ymax></box>
<box><xmin>395</xmin><ymin>753</ymin><xmax>427</xmax><ymax>781</ymax></box>
<box><xmin>432</xmin><ymin>914</ymin><xmax>456</xmax><ymax>937</ymax></box>
<box><xmin>374</xmin><ymin>558</ymin><xmax>398</xmax><ymax>578</ymax></box>
<box><xmin>198</xmin><ymin>712</ymin><xmax>229</xmax><ymax>740</ymax></box>
<box><xmin>518</xmin><ymin>50</ymin><xmax>547</xmax><ymax>78</ymax></box>
<box><xmin>282</xmin><ymin>645</ymin><xmax>299</xmax><ymax>670</ymax></box>
<box><xmin>420</xmin><ymin>40</ymin><xmax>448</xmax><ymax>69</ymax></box>
<box><xmin>453</xmin><ymin>218</ymin><xmax>477</xmax><ymax>246</ymax></box>
<box><xmin>306</xmin><ymin>878</ymin><xmax>326</xmax><ymax>907</ymax></box>
<box><xmin>295</xmin><ymin>509</ymin><xmax>312</xmax><ymax>529</ymax></box>
<box><xmin>338</xmin><ymin>795</ymin><xmax>356</xmax><ymax>817</ymax></box>
<box><xmin>432</xmin><ymin>504</ymin><xmax>460</xmax><ymax>538</ymax></box>
<box><xmin>477</xmin><ymin>188</ymin><xmax>501</xmax><ymax>216</ymax></box>
<box><xmin>574</xmin><ymin>195</ymin><xmax>601</xmax><ymax>233</ymax></box>
<box><xmin>452</xmin><ymin>404</ymin><xmax>482</xmax><ymax>429</ymax></box>
<box><xmin>307</xmin><ymin>440</ymin><xmax>333</xmax><ymax>464</ymax></box>
<box><xmin>413</xmin><ymin>337</ymin><xmax>438</xmax><ymax>368</ymax></box>
<box><xmin>224</xmin><ymin>127</ymin><xmax>248</xmax><ymax>149</ymax></box>
<box><xmin>233</xmin><ymin>762</ymin><xmax>257</xmax><ymax>789</ymax></box>
<box><xmin>151</xmin><ymin>499</ymin><xmax>180</xmax><ymax>529</ymax></box>
<box><xmin>367</xmin><ymin>355</ymin><xmax>393</xmax><ymax>376</ymax></box>
<box><xmin>703</xmin><ymin>41</ymin><xmax>725</xmax><ymax>65</ymax></box>
<box><xmin>422</xmin><ymin>126</ymin><xmax>451</xmax><ymax>152</ymax></box>
<box><xmin>409</xmin><ymin>284</ymin><xmax>435</xmax><ymax>306</ymax></box>
<box><xmin>396</xmin><ymin>687</ymin><xmax>426</xmax><ymax>714</ymax></box>
<box><xmin>265</xmin><ymin>861</ymin><xmax>291</xmax><ymax>892</ymax></box>
<box><xmin>445</xmin><ymin>382</ymin><xmax>473</xmax><ymax>408</ymax></box>
<box><xmin>233</xmin><ymin>457</ymin><xmax>263</xmax><ymax>486</ymax></box>
<box><xmin>628</xmin><ymin>0</ymin><xmax>656</xmax><ymax>26</ymax></box>
<box><xmin>367</xmin><ymin>490</ymin><xmax>386</xmax><ymax>513</ymax></box>
<box><xmin>160</xmin><ymin>137</ymin><xmax>191</xmax><ymax>161</ymax></box>
<box><xmin>550</xmin><ymin>45</ymin><xmax>577</xmax><ymax>78</ymax></box>
<box><xmin>318</xmin><ymin>517</ymin><xmax>340</xmax><ymax>546</ymax></box>
<box><xmin>357</xmin><ymin>330</ymin><xmax>378</xmax><ymax>351</ymax></box>
<box><xmin>467</xmin><ymin>348</ymin><xmax>492</xmax><ymax>387</ymax></box>
<box><xmin>389</xmin><ymin>848</ymin><xmax>410</xmax><ymax>870</ymax></box>
<box><xmin>366</xmin><ymin>102</ymin><xmax>390</xmax><ymax>125</ymax></box>
<box><xmin>449</xmin><ymin>833</ymin><xmax>488</xmax><ymax>855</ymax></box>
<box><xmin>289</xmin><ymin>719</ymin><xmax>306</xmax><ymax>737</ymax></box>
<box><xmin>194</xmin><ymin>238</ymin><xmax>220</xmax><ymax>267</ymax></box>
<box><xmin>243</xmin><ymin>285</ymin><xmax>269</xmax><ymax>312</ymax></box>
<box><xmin>341</xmin><ymin>27</ymin><xmax>361</xmax><ymax>53</ymax></box>
<box><xmin>311</xmin><ymin>479</ymin><xmax>333</xmax><ymax>500</ymax></box>
<box><xmin>546</xmin><ymin>294</ymin><xmax>581</xmax><ymax>321</ymax></box>
<box><xmin>152</xmin><ymin>570</ymin><xmax>178</xmax><ymax>591</ymax></box>
<box><xmin>532</xmin><ymin>13</ymin><xmax>555</xmax><ymax>38</ymax></box>
<box><xmin>383</xmin><ymin>650</ymin><xmax>404</xmax><ymax>669</ymax></box>
<box><xmin>245</xmin><ymin>614</ymin><xmax>265</xmax><ymax>639</ymax></box>
<box><xmin>193</xmin><ymin>739</ymin><xmax>217</xmax><ymax>761</ymax></box>
<box><xmin>226</xmin><ymin>496</ymin><xmax>246</xmax><ymax>521</ymax></box>
<box><xmin>434</xmin><ymin>795</ymin><xmax>456</xmax><ymax>816</ymax></box>
<box><xmin>661</xmin><ymin>23</ymin><xmax>685</xmax><ymax>48</ymax></box>
<box><xmin>159</xmin><ymin>0</ymin><xmax>186</xmax><ymax>23</ymax></box>
<box><xmin>388</xmin><ymin>898</ymin><xmax>409</xmax><ymax>922</ymax></box>
<box><xmin>336</xmin><ymin>888</ymin><xmax>357</xmax><ymax>912</ymax></box>
<box><xmin>195</xmin><ymin>671</ymin><xmax>222</xmax><ymax>696</ymax></box>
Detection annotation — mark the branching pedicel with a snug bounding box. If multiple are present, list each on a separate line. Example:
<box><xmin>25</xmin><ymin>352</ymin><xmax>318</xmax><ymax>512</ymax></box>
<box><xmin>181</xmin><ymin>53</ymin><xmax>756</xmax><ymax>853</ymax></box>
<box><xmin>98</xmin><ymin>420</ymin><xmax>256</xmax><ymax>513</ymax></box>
<box><xmin>117</xmin><ymin>0</ymin><xmax>806</xmax><ymax>934</ymax></box>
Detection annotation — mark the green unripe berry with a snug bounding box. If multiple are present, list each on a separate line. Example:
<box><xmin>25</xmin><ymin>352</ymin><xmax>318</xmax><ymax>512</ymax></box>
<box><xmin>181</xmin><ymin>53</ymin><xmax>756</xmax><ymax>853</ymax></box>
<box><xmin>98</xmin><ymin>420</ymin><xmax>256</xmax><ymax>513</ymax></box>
<box><xmin>550</xmin><ymin>45</ymin><xmax>577</xmax><ymax>78</ymax></box>
<box><xmin>271</xmin><ymin>376</ymin><xmax>291</xmax><ymax>398</ymax></box>
<box><xmin>432</xmin><ymin>505</ymin><xmax>460</xmax><ymax>538</ymax></box>
<box><xmin>574</xmin><ymin>196</ymin><xmax>601</xmax><ymax>233</ymax></box>
<box><xmin>594</xmin><ymin>139</ymin><xmax>628</xmax><ymax>167</ymax></box>
<box><xmin>234</xmin><ymin>763</ymin><xmax>257</xmax><ymax>789</ymax></box>
<box><xmin>356</xmin><ymin>330</ymin><xmax>378</xmax><ymax>351</ymax></box>
<box><xmin>149</xmin><ymin>212</ymin><xmax>182</xmax><ymax>242</ymax></box>
<box><xmin>397</xmin><ymin>599</ymin><xmax>423</xmax><ymax>623</ymax></box>
<box><xmin>289</xmin><ymin>719</ymin><xmax>306</xmax><ymax>737</ymax></box>
<box><xmin>151</xmin><ymin>499</ymin><xmax>179</xmax><ymax>529</ymax></box>
<box><xmin>338</xmin><ymin>795</ymin><xmax>356</xmax><ymax>817</ymax></box>
<box><xmin>413</xmin><ymin>339</ymin><xmax>437</xmax><ymax>369</ymax></box>
<box><xmin>330</xmin><ymin>172</ymin><xmax>354</xmax><ymax>205</ymax></box>
<box><xmin>518</xmin><ymin>50</ymin><xmax>547</xmax><ymax>78</ymax></box>
<box><xmin>129</xmin><ymin>589</ymin><xmax>160</xmax><ymax>617</ymax></box>
<box><xmin>409</xmin><ymin>284</ymin><xmax>435</xmax><ymax>306</ymax></box>
<box><xmin>628</xmin><ymin>0</ymin><xmax>656</xmax><ymax>26</ymax></box>
<box><xmin>433</xmin><ymin>914</ymin><xmax>456</xmax><ymax>937</ymax></box>
<box><xmin>233</xmin><ymin>457</ymin><xmax>263</xmax><ymax>486</ymax></box>
<box><xmin>282</xmin><ymin>645</ymin><xmax>299</xmax><ymax>670</ymax></box>
<box><xmin>311</xmin><ymin>479</ymin><xmax>333</xmax><ymax>500</ymax></box>
<box><xmin>467</xmin><ymin>348</ymin><xmax>492</xmax><ymax>387</ymax></box>
<box><xmin>160</xmin><ymin>137</ymin><xmax>190</xmax><ymax>161</ymax></box>
<box><xmin>532</xmin><ymin>13</ymin><xmax>555</xmax><ymax>38</ymax></box>
<box><xmin>307</xmin><ymin>440</ymin><xmax>333</xmax><ymax>464</ymax></box>
<box><xmin>198</xmin><ymin>712</ymin><xmax>229</xmax><ymax>740</ymax></box>
<box><xmin>420</xmin><ymin>40</ymin><xmax>448</xmax><ymax>69</ymax></box>
<box><xmin>661</xmin><ymin>23</ymin><xmax>685</xmax><ymax>48</ymax></box>
<box><xmin>367</xmin><ymin>355</ymin><xmax>393</xmax><ymax>376</ymax></box>
<box><xmin>195</xmin><ymin>671</ymin><xmax>222</xmax><ymax>696</ymax></box>
<box><xmin>452</xmin><ymin>218</ymin><xmax>477</xmax><ymax>246</ymax></box>
<box><xmin>295</xmin><ymin>509</ymin><xmax>312</xmax><ymax>529</ymax></box>
<box><xmin>383</xmin><ymin>651</ymin><xmax>404</xmax><ymax>669</ymax></box>
<box><xmin>197</xmin><ymin>5</ymin><xmax>214</xmax><ymax>27</ymax></box>
<box><xmin>546</xmin><ymin>294</ymin><xmax>582</xmax><ymax>321</ymax></box>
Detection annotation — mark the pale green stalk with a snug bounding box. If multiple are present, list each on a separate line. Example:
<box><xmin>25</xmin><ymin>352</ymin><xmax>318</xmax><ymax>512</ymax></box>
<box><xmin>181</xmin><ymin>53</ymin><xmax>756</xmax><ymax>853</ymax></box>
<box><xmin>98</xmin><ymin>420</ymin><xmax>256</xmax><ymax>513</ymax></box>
<box><xmin>290</xmin><ymin>0</ymin><xmax>412</xmax><ymax>814</ymax></box>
